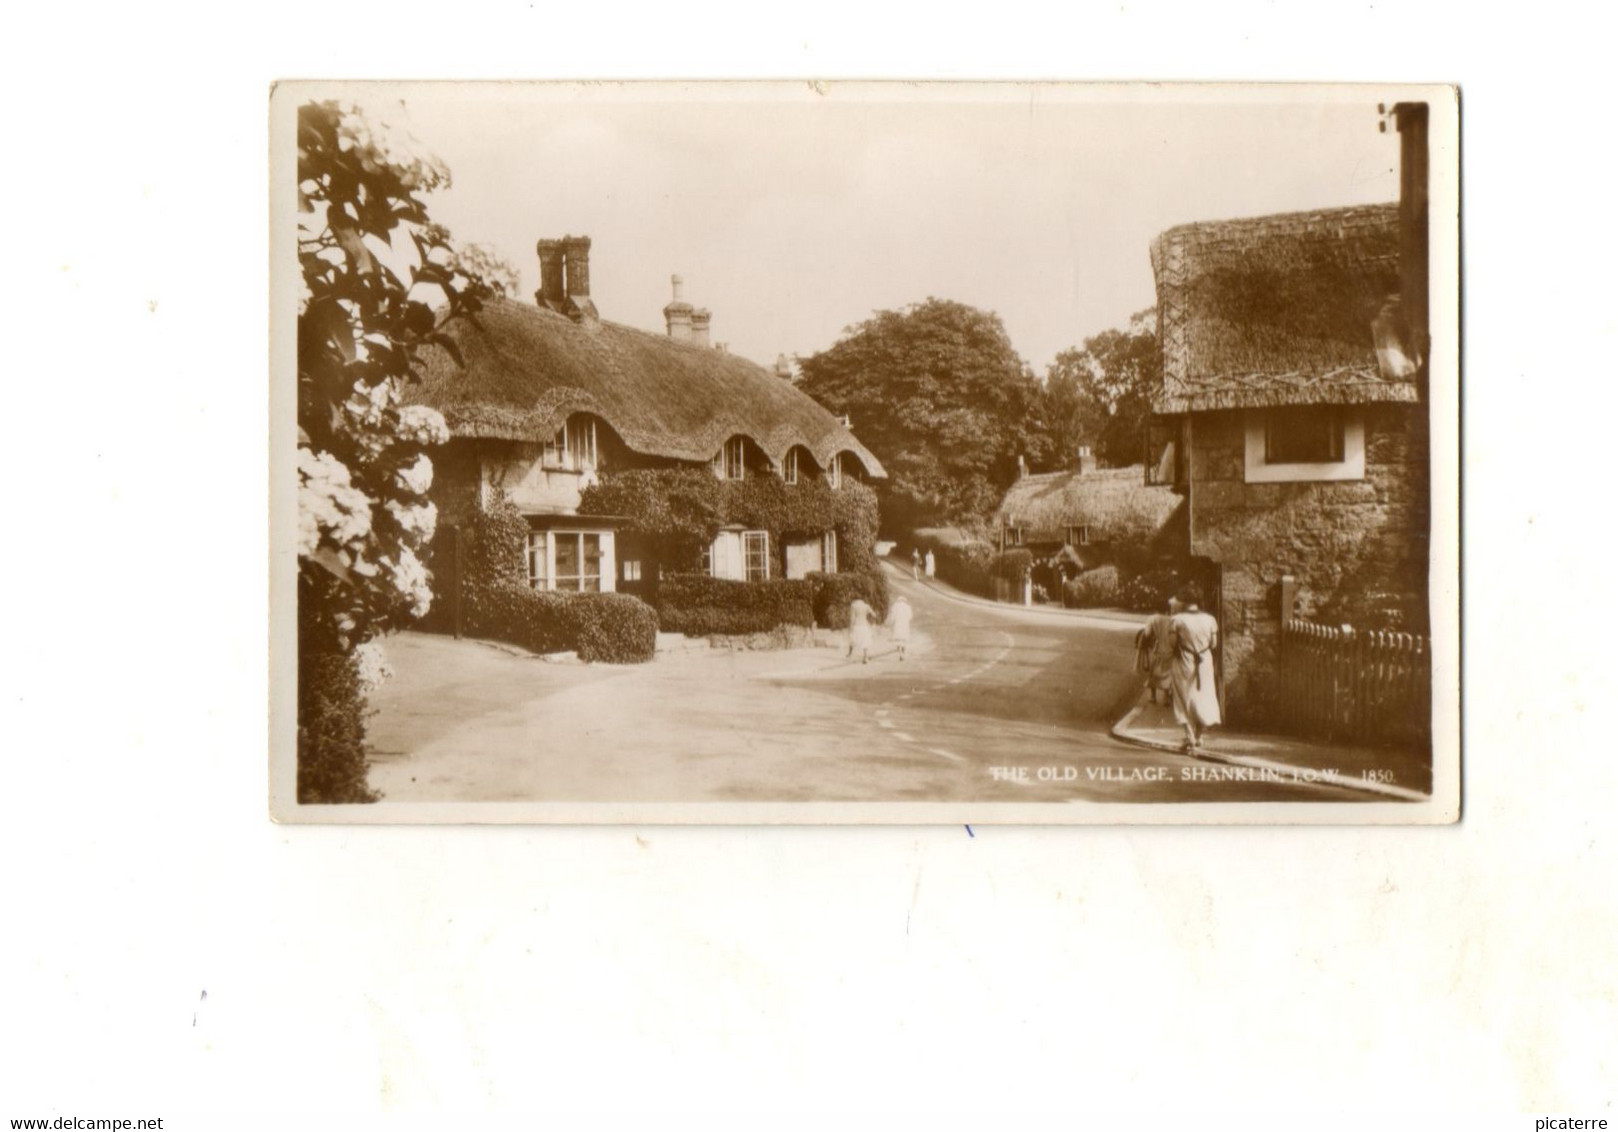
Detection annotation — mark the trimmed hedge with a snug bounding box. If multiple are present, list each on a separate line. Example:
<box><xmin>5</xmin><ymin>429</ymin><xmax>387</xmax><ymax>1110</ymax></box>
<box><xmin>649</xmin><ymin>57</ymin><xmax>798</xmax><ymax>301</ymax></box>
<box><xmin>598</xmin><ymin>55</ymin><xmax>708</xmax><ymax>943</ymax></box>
<box><xmin>655</xmin><ymin>576</ymin><xmax>815</xmax><ymax>637</ymax></box>
<box><xmin>992</xmin><ymin>548</ymin><xmax>1035</xmax><ymax>581</ymax></box>
<box><xmin>1116</xmin><ymin>566</ymin><xmax>1188</xmax><ymax>613</ymax></box>
<box><xmin>808</xmin><ymin>569</ymin><xmax>890</xmax><ymax>628</ymax></box>
<box><xmin>297</xmin><ymin>649</ymin><xmax>379</xmax><ymax>804</ymax></box>
<box><xmin>467</xmin><ymin>583</ymin><xmax>658</xmax><ymax>663</ymax></box>
<box><xmin>1064</xmin><ymin>564</ymin><xmax>1121</xmax><ymax>608</ymax></box>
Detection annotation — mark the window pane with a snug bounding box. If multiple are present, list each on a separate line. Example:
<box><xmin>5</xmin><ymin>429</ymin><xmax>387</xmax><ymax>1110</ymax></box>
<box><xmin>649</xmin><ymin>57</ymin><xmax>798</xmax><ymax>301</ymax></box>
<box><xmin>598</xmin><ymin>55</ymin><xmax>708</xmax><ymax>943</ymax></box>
<box><xmin>744</xmin><ymin>531</ymin><xmax>768</xmax><ymax>582</ymax></box>
<box><xmin>1265</xmin><ymin>407</ymin><xmax>1343</xmax><ymax>464</ymax></box>
<box><xmin>555</xmin><ymin>532</ymin><xmax>579</xmax><ymax>578</ymax></box>
<box><xmin>583</xmin><ymin>533</ymin><xmax>601</xmax><ymax>578</ymax></box>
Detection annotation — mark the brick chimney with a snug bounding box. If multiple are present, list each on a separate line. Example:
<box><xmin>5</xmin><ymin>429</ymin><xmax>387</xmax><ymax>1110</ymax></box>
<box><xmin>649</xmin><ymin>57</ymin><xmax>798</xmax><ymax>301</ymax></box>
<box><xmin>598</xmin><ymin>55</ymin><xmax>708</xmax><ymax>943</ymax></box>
<box><xmin>535</xmin><ymin>238</ymin><xmax>566</xmax><ymax>313</ymax></box>
<box><xmin>775</xmin><ymin>354</ymin><xmax>794</xmax><ymax>380</ymax></box>
<box><xmin>560</xmin><ymin>236</ymin><xmax>597</xmax><ymax>322</ymax></box>
<box><xmin>663</xmin><ymin>275</ymin><xmax>693</xmax><ymax>342</ymax></box>
<box><xmin>1077</xmin><ymin>444</ymin><xmax>1097</xmax><ymax>475</ymax></box>
<box><xmin>690</xmin><ymin>307</ymin><xmax>712</xmax><ymax>348</ymax></box>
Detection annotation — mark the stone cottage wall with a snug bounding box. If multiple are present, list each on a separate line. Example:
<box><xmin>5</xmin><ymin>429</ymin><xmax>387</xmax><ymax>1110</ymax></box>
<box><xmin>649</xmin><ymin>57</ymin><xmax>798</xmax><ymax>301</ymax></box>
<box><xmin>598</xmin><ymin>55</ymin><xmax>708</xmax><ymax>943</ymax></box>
<box><xmin>1187</xmin><ymin>404</ymin><xmax>1430</xmax><ymax>725</ymax></box>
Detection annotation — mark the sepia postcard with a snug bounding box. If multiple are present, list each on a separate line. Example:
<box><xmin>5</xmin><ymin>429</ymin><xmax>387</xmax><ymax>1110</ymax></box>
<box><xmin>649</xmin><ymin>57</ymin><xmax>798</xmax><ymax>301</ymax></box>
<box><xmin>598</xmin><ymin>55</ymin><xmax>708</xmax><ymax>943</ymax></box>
<box><xmin>270</xmin><ymin>80</ymin><xmax>1460</xmax><ymax>824</ymax></box>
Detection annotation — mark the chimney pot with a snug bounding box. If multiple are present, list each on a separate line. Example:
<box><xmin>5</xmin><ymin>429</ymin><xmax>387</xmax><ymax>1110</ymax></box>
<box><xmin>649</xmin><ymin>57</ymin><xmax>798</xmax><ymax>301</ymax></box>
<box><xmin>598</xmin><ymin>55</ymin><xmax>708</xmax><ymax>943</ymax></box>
<box><xmin>690</xmin><ymin>307</ymin><xmax>711</xmax><ymax>348</ymax></box>
<box><xmin>535</xmin><ymin>238</ymin><xmax>566</xmax><ymax>312</ymax></box>
<box><xmin>1077</xmin><ymin>444</ymin><xmax>1097</xmax><ymax>475</ymax></box>
<box><xmin>560</xmin><ymin>235</ymin><xmax>597</xmax><ymax>321</ymax></box>
<box><xmin>663</xmin><ymin>273</ymin><xmax>695</xmax><ymax>341</ymax></box>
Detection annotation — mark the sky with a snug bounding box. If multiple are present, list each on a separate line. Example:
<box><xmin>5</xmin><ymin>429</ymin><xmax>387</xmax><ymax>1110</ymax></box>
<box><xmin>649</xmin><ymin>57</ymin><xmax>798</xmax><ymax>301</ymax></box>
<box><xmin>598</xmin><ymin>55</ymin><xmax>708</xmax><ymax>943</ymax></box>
<box><xmin>358</xmin><ymin>83</ymin><xmax>1405</xmax><ymax>374</ymax></box>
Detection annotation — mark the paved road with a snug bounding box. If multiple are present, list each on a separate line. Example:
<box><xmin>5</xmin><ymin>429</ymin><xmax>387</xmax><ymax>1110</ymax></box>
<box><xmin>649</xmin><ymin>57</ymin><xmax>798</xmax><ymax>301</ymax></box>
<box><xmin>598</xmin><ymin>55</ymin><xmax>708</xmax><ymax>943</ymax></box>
<box><xmin>367</xmin><ymin>568</ymin><xmax>1361</xmax><ymax>804</ymax></box>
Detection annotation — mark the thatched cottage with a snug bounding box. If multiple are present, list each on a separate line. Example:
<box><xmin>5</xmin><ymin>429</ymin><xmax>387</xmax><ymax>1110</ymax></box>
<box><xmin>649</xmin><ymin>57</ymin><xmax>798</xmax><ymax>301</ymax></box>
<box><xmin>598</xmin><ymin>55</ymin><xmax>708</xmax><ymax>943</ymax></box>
<box><xmin>993</xmin><ymin>448</ymin><xmax>1184</xmax><ymax>587</ymax></box>
<box><xmin>1145</xmin><ymin>195</ymin><xmax>1436</xmax><ymax>724</ymax></box>
<box><xmin>1145</xmin><ymin>195</ymin><xmax>1430</xmax><ymax>723</ymax></box>
<box><xmin>409</xmin><ymin>236</ymin><xmax>885</xmax><ymax>597</ymax></box>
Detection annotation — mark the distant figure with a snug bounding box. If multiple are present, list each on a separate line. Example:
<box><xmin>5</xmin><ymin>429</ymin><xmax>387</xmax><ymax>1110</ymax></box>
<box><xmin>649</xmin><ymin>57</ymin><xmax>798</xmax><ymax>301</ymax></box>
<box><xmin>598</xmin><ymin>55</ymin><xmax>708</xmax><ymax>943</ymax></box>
<box><xmin>924</xmin><ymin>549</ymin><xmax>936</xmax><ymax>578</ymax></box>
<box><xmin>1169</xmin><ymin>584</ymin><xmax>1221</xmax><ymax>751</ymax></box>
<box><xmin>911</xmin><ymin>548</ymin><xmax>922</xmax><ymax>580</ymax></box>
<box><xmin>885</xmin><ymin>595</ymin><xmax>913</xmax><ymax>661</ymax></box>
<box><xmin>847</xmin><ymin>597</ymin><xmax>876</xmax><ymax>664</ymax></box>
<box><xmin>1135</xmin><ymin>596</ymin><xmax>1179</xmax><ymax>705</ymax></box>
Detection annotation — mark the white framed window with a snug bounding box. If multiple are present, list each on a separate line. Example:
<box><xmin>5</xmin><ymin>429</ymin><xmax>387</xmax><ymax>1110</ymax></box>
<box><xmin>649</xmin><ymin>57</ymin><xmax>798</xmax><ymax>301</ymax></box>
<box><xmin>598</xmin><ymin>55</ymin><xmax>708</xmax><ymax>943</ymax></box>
<box><xmin>1068</xmin><ymin>525</ymin><xmax>1091</xmax><ymax>547</ymax></box>
<box><xmin>622</xmin><ymin>560</ymin><xmax>641</xmax><ymax>582</ymax></box>
<box><xmin>551</xmin><ymin>531</ymin><xmax>604</xmax><ymax>592</ymax></box>
<box><xmin>543</xmin><ymin>416</ymin><xmax>597</xmax><ymax>471</ymax></box>
<box><xmin>784</xmin><ymin>448</ymin><xmax>799</xmax><ymax>485</ymax></box>
<box><xmin>525</xmin><ymin>531</ymin><xmax>548</xmax><ymax>589</ymax></box>
<box><xmin>1244</xmin><ymin>407</ymin><xmax>1366</xmax><ymax>483</ymax></box>
<box><xmin>700</xmin><ymin>543</ymin><xmax>713</xmax><ymax>576</ymax></box>
<box><xmin>821</xmin><ymin>530</ymin><xmax>838</xmax><ymax>573</ymax></box>
<box><xmin>827</xmin><ymin>452</ymin><xmax>842</xmax><ymax>490</ymax></box>
<box><xmin>716</xmin><ymin>436</ymin><xmax>746</xmax><ymax>481</ymax></box>
<box><xmin>743</xmin><ymin>531</ymin><xmax>770</xmax><ymax>581</ymax></box>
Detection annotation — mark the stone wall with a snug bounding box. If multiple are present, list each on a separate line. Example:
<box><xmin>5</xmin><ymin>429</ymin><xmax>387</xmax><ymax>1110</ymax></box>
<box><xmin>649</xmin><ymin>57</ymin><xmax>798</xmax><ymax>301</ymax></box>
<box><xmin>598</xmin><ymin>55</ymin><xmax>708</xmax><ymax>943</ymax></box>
<box><xmin>1188</xmin><ymin>404</ymin><xmax>1429</xmax><ymax>724</ymax></box>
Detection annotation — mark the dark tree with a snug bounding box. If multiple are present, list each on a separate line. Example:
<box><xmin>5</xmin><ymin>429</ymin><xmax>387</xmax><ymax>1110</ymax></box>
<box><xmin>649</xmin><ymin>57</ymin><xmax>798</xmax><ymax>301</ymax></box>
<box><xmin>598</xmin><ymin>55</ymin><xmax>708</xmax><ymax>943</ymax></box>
<box><xmin>1041</xmin><ymin>309</ymin><xmax>1160</xmax><ymax>469</ymax></box>
<box><xmin>796</xmin><ymin>299</ymin><xmax>1042</xmax><ymax>530</ymax></box>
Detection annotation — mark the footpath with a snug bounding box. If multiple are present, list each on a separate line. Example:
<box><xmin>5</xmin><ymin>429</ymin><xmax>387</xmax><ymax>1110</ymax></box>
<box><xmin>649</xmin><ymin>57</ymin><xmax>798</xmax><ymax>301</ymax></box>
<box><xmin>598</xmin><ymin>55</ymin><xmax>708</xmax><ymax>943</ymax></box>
<box><xmin>1110</xmin><ymin>694</ymin><xmax>1432</xmax><ymax>801</ymax></box>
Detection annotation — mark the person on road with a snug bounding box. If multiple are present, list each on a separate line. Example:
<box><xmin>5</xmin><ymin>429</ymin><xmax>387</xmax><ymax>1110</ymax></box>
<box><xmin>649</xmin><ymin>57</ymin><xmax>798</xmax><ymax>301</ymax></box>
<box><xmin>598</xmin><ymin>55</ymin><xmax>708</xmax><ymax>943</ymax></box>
<box><xmin>884</xmin><ymin>595</ymin><xmax>913</xmax><ymax>661</ymax></box>
<box><xmin>911</xmin><ymin>548</ymin><xmax>922</xmax><ymax>580</ymax></box>
<box><xmin>847</xmin><ymin>596</ymin><xmax>875</xmax><ymax>664</ymax></box>
<box><xmin>1135</xmin><ymin>596</ymin><xmax>1179</xmax><ymax>705</ymax></box>
<box><xmin>924</xmin><ymin>549</ymin><xmax>936</xmax><ymax>578</ymax></box>
<box><xmin>1169</xmin><ymin>584</ymin><xmax>1221</xmax><ymax>751</ymax></box>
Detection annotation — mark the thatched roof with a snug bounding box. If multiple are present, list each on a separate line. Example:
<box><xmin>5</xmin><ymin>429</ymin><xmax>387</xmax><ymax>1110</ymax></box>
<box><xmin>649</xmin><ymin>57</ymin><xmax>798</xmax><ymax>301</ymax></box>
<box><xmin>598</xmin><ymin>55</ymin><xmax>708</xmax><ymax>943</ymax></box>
<box><xmin>994</xmin><ymin>467</ymin><xmax>1181</xmax><ymax>543</ymax></box>
<box><xmin>1150</xmin><ymin>203</ymin><xmax>1420</xmax><ymax>414</ymax></box>
<box><xmin>408</xmin><ymin>297</ymin><xmax>885</xmax><ymax>477</ymax></box>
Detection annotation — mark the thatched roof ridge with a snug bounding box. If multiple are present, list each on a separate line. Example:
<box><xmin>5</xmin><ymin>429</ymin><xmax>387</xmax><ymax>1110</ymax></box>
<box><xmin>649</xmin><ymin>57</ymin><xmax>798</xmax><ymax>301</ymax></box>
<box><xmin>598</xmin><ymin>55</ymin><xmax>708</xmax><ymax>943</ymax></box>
<box><xmin>409</xmin><ymin>297</ymin><xmax>885</xmax><ymax>477</ymax></box>
<box><xmin>1150</xmin><ymin>203</ymin><xmax>1419</xmax><ymax>414</ymax></box>
<box><xmin>994</xmin><ymin>466</ymin><xmax>1180</xmax><ymax>542</ymax></box>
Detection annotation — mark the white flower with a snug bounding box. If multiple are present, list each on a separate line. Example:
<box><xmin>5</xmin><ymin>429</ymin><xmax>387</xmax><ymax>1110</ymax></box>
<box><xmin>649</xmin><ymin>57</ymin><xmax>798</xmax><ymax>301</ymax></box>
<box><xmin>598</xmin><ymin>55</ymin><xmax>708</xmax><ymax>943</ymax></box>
<box><xmin>384</xmin><ymin>497</ymin><xmax>438</xmax><ymax>544</ymax></box>
<box><xmin>298</xmin><ymin>447</ymin><xmax>372</xmax><ymax>555</ymax></box>
<box><xmin>392</xmin><ymin>452</ymin><xmax>435</xmax><ymax>496</ymax></box>
<box><xmin>395</xmin><ymin>405</ymin><xmax>449</xmax><ymax>447</ymax></box>
<box><xmin>381</xmin><ymin>546</ymin><xmax>434</xmax><ymax>619</ymax></box>
<box><xmin>353</xmin><ymin>640</ymin><xmax>394</xmax><ymax>693</ymax></box>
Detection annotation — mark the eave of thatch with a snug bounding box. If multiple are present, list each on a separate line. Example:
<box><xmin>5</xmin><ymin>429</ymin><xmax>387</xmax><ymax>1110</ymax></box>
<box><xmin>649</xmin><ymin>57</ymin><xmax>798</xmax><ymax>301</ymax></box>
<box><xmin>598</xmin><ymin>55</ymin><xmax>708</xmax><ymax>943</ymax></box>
<box><xmin>1150</xmin><ymin>203</ymin><xmax>1416</xmax><ymax>415</ymax></box>
<box><xmin>408</xmin><ymin>297</ymin><xmax>885</xmax><ymax>478</ymax></box>
<box><xmin>993</xmin><ymin>466</ymin><xmax>1181</xmax><ymax>543</ymax></box>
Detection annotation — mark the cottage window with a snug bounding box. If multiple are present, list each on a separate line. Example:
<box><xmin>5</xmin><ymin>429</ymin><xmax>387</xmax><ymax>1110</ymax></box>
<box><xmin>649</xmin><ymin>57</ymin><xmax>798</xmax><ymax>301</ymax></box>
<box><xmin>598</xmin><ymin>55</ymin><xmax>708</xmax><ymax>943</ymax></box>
<box><xmin>784</xmin><ymin>448</ymin><xmax>799</xmax><ymax>485</ymax></box>
<box><xmin>622</xmin><ymin>560</ymin><xmax>641</xmax><ymax>582</ymax></box>
<box><xmin>716</xmin><ymin>436</ymin><xmax>746</xmax><ymax>481</ymax></box>
<box><xmin>525</xmin><ymin>531</ymin><xmax>548</xmax><ymax>589</ymax></box>
<box><xmin>552</xmin><ymin>531</ymin><xmax>603</xmax><ymax>592</ymax></box>
<box><xmin>543</xmin><ymin>417</ymin><xmax>597</xmax><ymax>471</ymax></box>
<box><xmin>827</xmin><ymin>452</ymin><xmax>842</xmax><ymax>490</ymax></box>
<box><xmin>1005</xmin><ymin>525</ymin><xmax>1025</xmax><ymax>547</ymax></box>
<box><xmin>744</xmin><ymin>531</ymin><xmax>770</xmax><ymax>582</ymax></box>
<box><xmin>1244</xmin><ymin>407</ymin><xmax>1366</xmax><ymax>484</ymax></box>
<box><xmin>821</xmin><ymin>530</ymin><xmax>838</xmax><ymax>574</ymax></box>
<box><xmin>1068</xmin><ymin>525</ymin><xmax>1091</xmax><ymax>547</ymax></box>
<box><xmin>700</xmin><ymin>543</ymin><xmax>713</xmax><ymax>576</ymax></box>
<box><xmin>1264</xmin><ymin>407</ymin><xmax>1344</xmax><ymax>464</ymax></box>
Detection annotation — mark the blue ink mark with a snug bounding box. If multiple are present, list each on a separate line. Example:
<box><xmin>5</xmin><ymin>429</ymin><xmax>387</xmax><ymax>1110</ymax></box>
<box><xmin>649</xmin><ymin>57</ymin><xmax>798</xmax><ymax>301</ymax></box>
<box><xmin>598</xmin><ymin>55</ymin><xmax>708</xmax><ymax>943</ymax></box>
<box><xmin>965</xmin><ymin>825</ymin><xmax>974</xmax><ymax>838</ymax></box>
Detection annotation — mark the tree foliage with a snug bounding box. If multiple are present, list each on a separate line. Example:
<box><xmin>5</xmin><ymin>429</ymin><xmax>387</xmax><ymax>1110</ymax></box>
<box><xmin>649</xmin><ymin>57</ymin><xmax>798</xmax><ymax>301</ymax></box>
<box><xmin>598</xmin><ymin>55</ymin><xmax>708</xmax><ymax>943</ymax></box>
<box><xmin>796</xmin><ymin>299</ymin><xmax>1044</xmax><ymax>529</ymax></box>
<box><xmin>1041</xmin><ymin>308</ymin><xmax>1160</xmax><ymax>469</ymax></box>
<box><xmin>297</xmin><ymin>99</ymin><xmax>497</xmax><ymax>653</ymax></box>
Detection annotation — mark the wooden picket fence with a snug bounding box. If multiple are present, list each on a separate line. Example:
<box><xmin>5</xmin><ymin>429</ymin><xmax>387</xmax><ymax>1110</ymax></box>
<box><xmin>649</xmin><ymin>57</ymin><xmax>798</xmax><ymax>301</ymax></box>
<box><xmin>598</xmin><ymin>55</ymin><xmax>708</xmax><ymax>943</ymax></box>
<box><xmin>1279</xmin><ymin>618</ymin><xmax>1431</xmax><ymax>748</ymax></box>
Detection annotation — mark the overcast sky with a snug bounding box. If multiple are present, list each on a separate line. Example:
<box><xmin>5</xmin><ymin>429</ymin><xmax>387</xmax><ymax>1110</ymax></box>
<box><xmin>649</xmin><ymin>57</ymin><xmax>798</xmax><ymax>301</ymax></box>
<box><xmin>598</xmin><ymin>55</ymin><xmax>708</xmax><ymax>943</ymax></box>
<box><xmin>363</xmin><ymin>83</ymin><xmax>1405</xmax><ymax>374</ymax></box>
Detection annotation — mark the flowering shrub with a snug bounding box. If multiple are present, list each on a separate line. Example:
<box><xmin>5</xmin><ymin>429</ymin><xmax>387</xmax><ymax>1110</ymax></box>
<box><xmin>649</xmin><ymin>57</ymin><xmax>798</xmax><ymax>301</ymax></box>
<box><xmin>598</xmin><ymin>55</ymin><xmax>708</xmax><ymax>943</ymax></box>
<box><xmin>296</xmin><ymin>100</ymin><xmax>505</xmax><ymax>803</ymax></box>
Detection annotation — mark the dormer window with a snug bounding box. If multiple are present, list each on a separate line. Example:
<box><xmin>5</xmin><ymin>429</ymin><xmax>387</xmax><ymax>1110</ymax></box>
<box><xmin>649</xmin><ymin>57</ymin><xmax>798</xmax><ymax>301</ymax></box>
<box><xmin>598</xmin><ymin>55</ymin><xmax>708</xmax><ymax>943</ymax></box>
<box><xmin>543</xmin><ymin>416</ymin><xmax>597</xmax><ymax>471</ymax></box>
<box><xmin>827</xmin><ymin>452</ymin><xmax>842</xmax><ymax>490</ymax></box>
<box><xmin>1067</xmin><ymin>525</ymin><xmax>1091</xmax><ymax>547</ymax></box>
<box><xmin>714</xmin><ymin>436</ymin><xmax>746</xmax><ymax>481</ymax></box>
<box><xmin>784</xmin><ymin>448</ymin><xmax>800</xmax><ymax>485</ymax></box>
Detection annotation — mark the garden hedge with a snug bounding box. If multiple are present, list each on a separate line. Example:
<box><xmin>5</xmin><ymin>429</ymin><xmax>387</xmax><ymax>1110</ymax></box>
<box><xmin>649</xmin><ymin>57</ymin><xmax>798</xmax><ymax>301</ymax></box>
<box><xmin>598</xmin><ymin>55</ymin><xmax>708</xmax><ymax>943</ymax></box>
<box><xmin>466</xmin><ymin>582</ymin><xmax>658</xmax><ymax>663</ymax></box>
<box><xmin>655</xmin><ymin>576</ymin><xmax>815</xmax><ymax>637</ymax></box>
<box><xmin>297</xmin><ymin>649</ymin><xmax>378</xmax><ymax>804</ymax></box>
<box><xmin>1063</xmin><ymin>564</ymin><xmax>1121</xmax><ymax>608</ymax></box>
<box><xmin>807</xmin><ymin>569</ymin><xmax>890</xmax><ymax>629</ymax></box>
